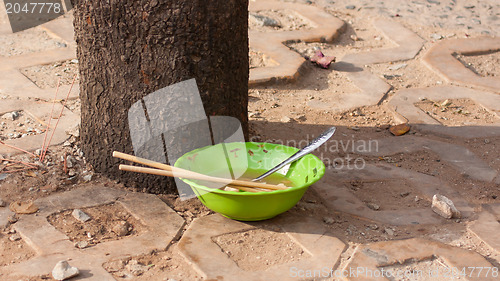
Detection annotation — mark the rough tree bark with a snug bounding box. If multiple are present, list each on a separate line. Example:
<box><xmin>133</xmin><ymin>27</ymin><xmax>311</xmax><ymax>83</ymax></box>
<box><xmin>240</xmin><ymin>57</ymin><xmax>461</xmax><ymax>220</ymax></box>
<box><xmin>72</xmin><ymin>0</ymin><xmax>249</xmax><ymax>193</ymax></box>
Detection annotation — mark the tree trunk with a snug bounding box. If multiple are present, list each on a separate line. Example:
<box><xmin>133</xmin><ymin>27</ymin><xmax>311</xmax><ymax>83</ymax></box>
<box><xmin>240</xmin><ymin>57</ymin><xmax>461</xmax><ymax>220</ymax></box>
<box><xmin>72</xmin><ymin>0</ymin><xmax>249</xmax><ymax>193</ymax></box>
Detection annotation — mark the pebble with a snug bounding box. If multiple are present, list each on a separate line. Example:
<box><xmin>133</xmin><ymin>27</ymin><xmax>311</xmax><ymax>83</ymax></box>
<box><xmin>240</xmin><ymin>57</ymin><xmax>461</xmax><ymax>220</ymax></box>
<box><xmin>106</xmin><ymin>259</ymin><xmax>125</xmax><ymax>272</ymax></box>
<box><xmin>82</xmin><ymin>174</ymin><xmax>93</xmax><ymax>182</ymax></box>
<box><xmin>112</xmin><ymin>221</ymin><xmax>131</xmax><ymax>237</ymax></box>
<box><xmin>430</xmin><ymin>33</ymin><xmax>444</xmax><ymax>40</ymax></box>
<box><xmin>384</xmin><ymin>228</ymin><xmax>394</xmax><ymax>236</ymax></box>
<box><xmin>400</xmin><ymin>191</ymin><xmax>410</xmax><ymax>197</ymax></box>
<box><xmin>366</xmin><ymin>202</ymin><xmax>380</xmax><ymax>211</ymax></box>
<box><xmin>323</xmin><ymin>217</ymin><xmax>335</xmax><ymax>224</ymax></box>
<box><xmin>345</xmin><ymin>5</ymin><xmax>356</xmax><ymax>9</ymax></box>
<box><xmin>72</xmin><ymin>209</ymin><xmax>91</xmax><ymax>223</ymax></box>
<box><xmin>1</xmin><ymin>111</ymin><xmax>19</xmax><ymax>121</ymax></box>
<box><xmin>431</xmin><ymin>194</ymin><xmax>461</xmax><ymax>219</ymax></box>
<box><xmin>388</xmin><ymin>63</ymin><xmax>408</xmax><ymax>70</ymax></box>
<box><xmin>9</xmin><ymin>233</ymin><xmax>21</xmax><ymax>241</ymax></box>
<box><xmin>52</xmin><ymin>260</ymin><xmax>80</xmax><ymax>280</ymax></box>
<box><xmin>281</xmin><ymin>116</ymin><xmax>292</xmax><ymax>123</ymax></box>
<box><xmin>75</xmin><ymin>241</ymin><xmax>89</xmax><ymax>249</ymax></box>
<box><xmin>0</xmin><ymin>198</ymin><xmax>6</xmax><ymax>207</ymax></box>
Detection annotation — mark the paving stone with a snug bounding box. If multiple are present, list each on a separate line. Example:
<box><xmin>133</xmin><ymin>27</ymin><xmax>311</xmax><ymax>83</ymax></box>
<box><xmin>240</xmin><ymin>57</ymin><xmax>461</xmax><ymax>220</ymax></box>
<box><xmin>249</xmin><ymin>0</ymin><xmax>345</xmax><ymax>86</ymax></box>
<box><xmin>343</xmin><ymin>238</ymin><xmax>498</xmax><ymax>280</ymax></box>
<box><xmin>0</xmin><ymin>207</ymin><xmax>14</xmax><ymax>229</ymax></box>
<box><xmin>341</xmin><ymin>18</ymin><xmax>425</xmax><ymax>65</ymax></box>
<box><xmin>388</xmin><ymin>85</ymin><xmax>500</xmax><ymax>138</ymax></box>
<box><xmin>307</xmin><ymin>18</ymin><xmax>424</xmax><ymax>113</ymax></box>
<box><xmin>315</xmin><ymin>163</ymin><xmax>473</xmax><ymax>225</ymax></box>
<box><xmin>356</xmin><ymin>135</ymin><xmax>499</xmax><ymax>183</ymax></box>
<box><xmin>422</xmin><ymin>37</ymin><xmax>500</xmax><ymax>92</ymax></box>
<box><xmin>2</xmin><ymin>185</ymin><xmax>185</xmax><ymax>280</ymax></box>
<box><xmin>0</xmin><ymin>99</ymin><xmax>79</xmax><ymax>156</ymax></box>
<box><xmin>178</xmin><ymin>214</ymin><xmax>345</xmax><ymax>281</ymax></box>
<box><xmin>469</xmin><ymin>204</ymin><xmax>500</xmax><ymax>254</ymax></box>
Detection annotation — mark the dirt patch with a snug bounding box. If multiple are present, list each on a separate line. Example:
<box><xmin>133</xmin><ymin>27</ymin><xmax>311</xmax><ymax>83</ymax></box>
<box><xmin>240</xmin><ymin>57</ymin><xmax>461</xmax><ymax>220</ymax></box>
<box><xmin>47</xmin><ymin>203</ymin><xmax>146</xmax><ymax>247</ymax></box>
<box><xmin>0</xmin><ymin>27</ymin><xmax>66</xmax><ymax>57</ymax></box>
<box><xmin>346</xmin><ymin>179</ymin><xmax>432</xmax><ymax>211</ymax></box>
<box><xmin>20</xmin><ymin>59</ymin><xmax>80</xmax><ymax>89</ymax></box>
<box><xmin>454</xmin><ymin>50</ymin><xmax>500</xmax><ymax>77</ymax></box>
<box><xmin>382</xmin><ymin>256</ymin><xmax>468</xmax><ymax>281</ymax></box>
<box><xmin>103</xmin><ymin>245</ymin><xmax>203</xmax><ymax>280</ymax></box>
<box><xmin>415</xmin><ymin>98</ymin><xmax>499</xmax><ymax>126</ymax></box>
<box><xmin>213</xmin><ymin>227</ymin><xmax>308</xmax><ymax>271</ymax></box>
<box><xmin>0</xmin><ymin>110</ymin><xmax>46</xmax><ymax>141</ymax></box>
<box><xmin>249</xmin><ymin>9</ymin><xmax>315</xmax><ymax>32</ymax></box>
<box><xmin>0</xmin><ymin>229</ymin><xmax>35</xmax><ymax>267</ymax></box>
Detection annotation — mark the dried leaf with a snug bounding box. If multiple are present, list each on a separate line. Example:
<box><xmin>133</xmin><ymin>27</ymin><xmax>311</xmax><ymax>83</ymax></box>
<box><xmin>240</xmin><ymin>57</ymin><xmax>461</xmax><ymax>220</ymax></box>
<box><xmin>389</xmin><ymin>123</ymin><xmax>411</xmax><ymax>136</ymax></box>
<box><xmin>25</xmin><ymin>170</ymin><xmax>37</xmax><ymax>178</ymax></box>
<box><xmin>9</xmin><ymin>201</ymin><xmax>39</xmax><ymax>214</ymax></box>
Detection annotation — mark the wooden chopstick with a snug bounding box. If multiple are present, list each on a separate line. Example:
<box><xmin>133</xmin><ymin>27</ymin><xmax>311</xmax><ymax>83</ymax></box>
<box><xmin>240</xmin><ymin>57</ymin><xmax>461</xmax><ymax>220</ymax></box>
<box><xmin>113</xmin><ymin>151</ymin><xmax>287</xmax><ymax>191</ymax></box>
<box><xmin>118</xmin><ymin>164</ymin><xmax>283</xmax><ymax>191</ymax></box>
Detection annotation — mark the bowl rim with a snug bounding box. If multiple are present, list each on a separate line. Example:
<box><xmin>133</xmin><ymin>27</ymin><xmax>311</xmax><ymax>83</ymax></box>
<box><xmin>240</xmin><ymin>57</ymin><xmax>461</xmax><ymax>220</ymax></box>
<box><xmin>174</xmin><ymin>141</ymin><xmax>326</xmax><ymax>196</ymax></box>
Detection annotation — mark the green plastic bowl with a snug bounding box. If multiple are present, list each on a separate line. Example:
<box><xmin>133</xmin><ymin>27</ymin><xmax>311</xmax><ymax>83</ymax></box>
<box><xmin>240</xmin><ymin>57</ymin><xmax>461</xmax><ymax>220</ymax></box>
<box><xmin>174</xmin><ymin>142</ymin><xmax>325</xmax><ymax>221</ymax></box>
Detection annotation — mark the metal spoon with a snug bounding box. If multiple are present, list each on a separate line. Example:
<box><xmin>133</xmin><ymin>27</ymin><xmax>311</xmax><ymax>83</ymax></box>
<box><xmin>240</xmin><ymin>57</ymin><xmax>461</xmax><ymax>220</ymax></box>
<box><xmin>252</xmin><ymin>126</ymin><xmax>336</xmax><ymax>181</ymax></box>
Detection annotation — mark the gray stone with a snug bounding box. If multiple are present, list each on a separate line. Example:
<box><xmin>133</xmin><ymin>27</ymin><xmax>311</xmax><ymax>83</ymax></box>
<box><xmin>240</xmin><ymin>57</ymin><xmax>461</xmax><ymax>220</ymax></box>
<box><xmin>345</xmin><ymin>5</ymin><xmax>356</xmax><ymax>9</ymax></box>
<box><xmin>74</xmin><ymin>241</ymin><xmax>89</xmax><ymax>249</ymax></box>
<box><xmin>281</xmin><ymin>116</ymin><xmax>292</xmax><ymax>123</ymax></box>
<box><xmin>432</xmin><ymin>194</ymin><xmax>461</xmax><ymax>219</ymax></box>
<box><xmin>323</xmin><ymin>217</ymin><xmax>335</xmax><ymax>224</ymax></box>
<box><xmin>82</xmin><ymin>174</ymin><xmax>93</xmax><ymax>182</ymax></box>
<box><xmin>72</xmin><ymin>209</ymin><xmax>91</xmax><ymax>222</ymax></box>
<box><xmin>367</xmin><ymin>202</ymin><xmax>380</xmax><ymax>211</ymax></box>
<box><xmin>52</xmin><ymin>260</ymin><xmax>79</xmax><ymax>280</ymax></box>
<box><xmin>384</xmin><ymin>228</ymin><xmax>394</xmax><ymax>236</ymax></box>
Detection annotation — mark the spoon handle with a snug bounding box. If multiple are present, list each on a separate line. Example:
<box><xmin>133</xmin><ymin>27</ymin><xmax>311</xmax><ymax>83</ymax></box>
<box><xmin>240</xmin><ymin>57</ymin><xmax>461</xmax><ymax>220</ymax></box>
<box><xmin>252</xmin><ymin>126</ymin><xmax>336</xmax><ymax>181</ymax></box>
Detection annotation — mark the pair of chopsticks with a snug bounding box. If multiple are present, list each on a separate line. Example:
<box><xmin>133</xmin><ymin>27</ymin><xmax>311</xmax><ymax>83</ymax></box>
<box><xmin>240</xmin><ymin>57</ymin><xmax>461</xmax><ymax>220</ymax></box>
<box><xmin>112</xmin><ymin>151</ymin><xmax>288</xmax><ymax>192</ymax></box>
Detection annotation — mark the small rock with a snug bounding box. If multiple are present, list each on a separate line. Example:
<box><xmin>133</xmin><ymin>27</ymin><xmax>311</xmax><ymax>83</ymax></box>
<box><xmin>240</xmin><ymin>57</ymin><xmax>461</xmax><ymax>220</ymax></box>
<box><xmin>368</xmin><ymin>224</ymin><xmax>379</xmax><ymax>230</ymax></box>
<box><xmin>400</xmin><ymin>191</ymin><xmax>410</xmax><ymax>197</ymax></box>
<box><xmin>0</xmin><ymin>198</ymin><xmax>6</xmax><ymax>207</ymax></box>
<box><xmin>345</xmin><ymin>5</ymin><xmax>356</xmax><ymax>9</ymax></box>
<box><xmin>431</xmin><ymin>194</ymin><xmax>461</xmax><ymax>219</ymax></box>
<box><xmin>9</xmin><ymin>233</ymin><xmax>21</xmax><ymax>241</ymax></box>
<box><xmin>106</xmin><ymin>259</ymin><xmax>126</xmax><ymax>272</ymax></box>
<box><xmin>68</xmin><ymin>169</ymin><xmax>77</xmax><ymax>177</ymax></box>
<box><xmin>281</xmin><ymin>116</ymin><xmax>292</xmax><ymax>123</ymax></box>
<box><xmin>388</xmin><ymin>63</ymin><xmax>407</xmax><ymax>70</ymax></box>
<box><xmin>366</xmin><ymin>202</ymin><xmax>380</xmax><ymax>210</ymax></box>
<box><xmin>1</xmin><ymin>111</ymin><xmax>19</xmax><ymax>121</ymax></box>
<box><xmin>112</xmin><ymin>221</ymin><xmax>131</xmax><ymax>236</ymax></box>
<box><xmin>75</xmin><ymin>241</ymin><xmax>89</xmax><ymax>249</ymax></box>
<box><xmin>70</xmin><ymin>59</ymin><xmax>79</xmax><ymax>64</ymax></box>
<box><xmin>72</xmin><ymin>209</ymin><xmax>91</xmax><ymax>222</ymax></box>
<box><xmin>350</xmin><ymin>34</ymin><xmax>360</xmax><ymax>41</ymax></box>
<box><xmin>384</xmin><ymin>228</ymin><xmax>394</xmax><ymax>236</ymax></box>
<box><xmin>349</xmin><ymin>126</ymin><xmax>360</xmax><ymax>131</ymax></box>
<box><xmin>430</xmin><ymin>33</ymin><xmax>443</xmax><ymax>40</ymax></box>
<box><xmin>52</xmin><ymin>260</ymin><xmax>79</xmax><ymax>280</ymax></box>
<box><xmin>323</xmin><ymin>217</ymin><xmax>335</xmax><ymax>224</ymax></box>
<box><xmin>249</xmin><ymin>112</ymin><xmax>261</xmax><ymax>118</ymax></box>
<box><xmin>82</xmin><ymin>174</ymin><xmax>93</xmax><ymax>182</ymax></box>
